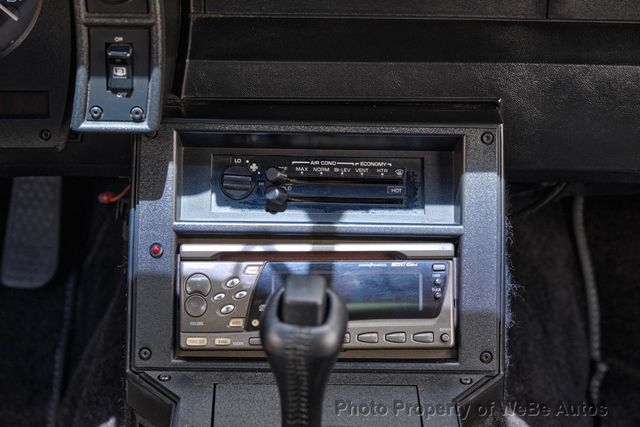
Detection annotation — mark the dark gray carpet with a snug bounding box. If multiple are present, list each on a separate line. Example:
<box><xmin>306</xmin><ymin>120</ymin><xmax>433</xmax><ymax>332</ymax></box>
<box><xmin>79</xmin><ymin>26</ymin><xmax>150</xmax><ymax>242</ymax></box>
<box><xmin>586</xmin><ymin>195</ymin><xmax>640</xmax><ymax>427</ymax></box>
<box><xmin>0</xmin><ymin>178</ymin><xmax>127</xmax><ymax>427</ymax></box>
<box><xmin>507</xmin><ymin>198</ymin><xmax>593</xmax><ymax>427</ymax></box>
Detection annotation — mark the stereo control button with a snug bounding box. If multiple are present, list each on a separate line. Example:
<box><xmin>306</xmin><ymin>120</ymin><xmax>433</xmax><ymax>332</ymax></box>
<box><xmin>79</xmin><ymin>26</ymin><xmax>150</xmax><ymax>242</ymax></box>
<box><xmin>234</xmin><ymin>290</ymin><xmax>248</xmax><ymax>300</ymax></box>
<box><xmin>185</xmin><ymin>274</ymin><xmax>211</xmax><ymax>296</ymax></box>
<box><xmin>214</xmin><ymin>337</ymin><xmax>232</xmax><ymax>346</ymax></box>
<box><xmin>228</xmin><ymin>318</ymin><xmax>244</xmax><ymax>328</ymax></box>
<box><xmin>225</xmin><ymin>277</ymin><xmax>241</xmax><ymax>289</ymax></box>
<box><xmin>440</xmin><ymin>333</ymin><xmax>451</xmax><ymax>343</ymax></box>
<box><xmin>213</xmin><ymin>292</ymin><xmax>226</xmax><ymax>301</ymax></box>
<box><xmin>432</xmin><ymin>263</ymin><xmax>446</xmax><ymax>272</ymax></box>
<box><xmin>413</xmin><ymin>332</ymin><xmax>434</xmax><ymax>343</ymax></box>
<box><xmin>185</xmin><ymin>295</ymin><xmax>207</xmax><ymax>317</ymax></box>
<box><xmin>357</xmin><ymin>333</ymin><xmax>379</xmax><ymax>344</ymax></box>
<box><xmin>185</xmin><ymin>337</ymin><xmax>207</xmax><ymax>347</ymax></box>
<box><xmin>249</xmin><ymin>337</ymin><xmax>262</xmax><ymax>346</ymax></box>
<box><xmin>434</xmin><ymin>277</ymin><xmax>443</xmax><ymax>286</ymax></box>
<box><xmin>344</xmin><ymin>333</ymin><xmax>351</xmax><ymax>344</ymax></box>
<box><xmin>244</xmin><ymin>265</ymin><xmax>262</xmax><ymax>275</ymax></box>
<box><xmin>220</xmin><ymin>304</ymin><xmax>235</xmax><ymax>315</ymax></box>
<box><xmin>385</xmin><ymin>332</ymin><xmax>407</xmax><ymax>343</ymax></box>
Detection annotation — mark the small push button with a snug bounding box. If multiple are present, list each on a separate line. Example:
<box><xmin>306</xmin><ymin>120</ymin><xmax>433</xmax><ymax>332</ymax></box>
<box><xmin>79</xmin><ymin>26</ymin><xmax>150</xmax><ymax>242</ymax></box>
<box><xmin>220</xmin><ymin>304</ymin><xmax>235</xmax><ymax>315</ymax></box>
<box><xmin>244</xmin><ymin>265</ymin><xmax>262</xmax><ymax>275</ymax></box>
<box><xmin>225</xmin><ymin>277</ymin><xmax>241</xmax><ymax>289</ymax></box>
<box><xmin>344</xmin><ymin>333</ymin><xmax>351</xmax><ymax>344</ymax></box>
<box><xmin>385</xmin><ymin>332</ymin><xmax>407</xmax><ymax>343</ymax></box>
<box><xmin>185</xmin><ymin>295</ymin><xmax>207</xmax><ymax>317</ymax></box>
<box><xmin>249</xmin><ymin>337</ymin><xmax>262</xmax><ymax>346</ymax></box>
<box><xmin>357</xmin><ymin>332</ymin><xmax>379</xmax><ymax>344</ymax></box>
<box><xmin>432</xmin><ymin>263</ymin><xmax>446</xmax><ymax>272</ymax></box>
<box><xmin>185</xmin><ymin>337</ymin><xmax>207</xmax><ymax>347</ymax></box>
<box><xmin>234</xmin><ymin>290</ymin><xmax>248</xmax><ymax>300</ymax></box>
<box><xmin>214</xmin><ymin>337</ymin><xmax>232</xmax><ymax>346</ymax></box>
<box><xmin>413</xmin><ymin>332</ymin><xmax>434</xmax><ymax>343</ymax></box>
<box><xmin>185</xmin><ymin>274</ymin><xmax>211</xmax><ymax>296</ymax></box>
<box><xmin>228</xmin><ymin>318</ymin><xmax>244</xmax><ymax>328</ymax></box>
<box><xmin>213</xmin><ymin>292</ymin><xmax>226</xmax><ymax>301</ymax></box>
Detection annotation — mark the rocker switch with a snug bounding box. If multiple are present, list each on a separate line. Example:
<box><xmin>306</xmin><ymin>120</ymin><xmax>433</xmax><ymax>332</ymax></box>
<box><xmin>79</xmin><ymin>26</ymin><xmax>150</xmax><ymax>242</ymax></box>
<box><xmin>106</xmin><ymin>44</ymin><xmax>133</xmax><ymax>96</ymax></box>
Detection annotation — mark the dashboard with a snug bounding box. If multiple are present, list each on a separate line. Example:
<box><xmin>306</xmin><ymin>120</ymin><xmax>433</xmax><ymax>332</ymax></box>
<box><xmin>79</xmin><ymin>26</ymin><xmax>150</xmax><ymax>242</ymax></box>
<box><xmin>1</xmin><ymin>0</ymin><xmax>640</xmax><ymax>179</ymax></box>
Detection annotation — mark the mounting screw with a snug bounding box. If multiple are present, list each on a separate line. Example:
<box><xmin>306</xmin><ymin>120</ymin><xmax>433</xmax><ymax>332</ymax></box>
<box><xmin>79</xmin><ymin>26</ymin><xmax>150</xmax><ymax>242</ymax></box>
<box><xmin>39</xmin><ymin>129</ymin><xmax>51</xmax><ymax>141</ymax></box>
<box><xmin>89</xmin><ymin>106</ymin><xmax>103</xmax><ymax>120</ymax></box>
<box><xmin>480</xmin><ymin>351</ymin><xmax>493</xmax><ymax>364</ymax></box>
<box><xmin>131</xmin><ymin>106</ymin><xmax>145</xmax><ymax>122</ymax></box>
<box><xmin>139</xmin><ymin>348</ymin><xmax>152</xmax><ymax>360</ymax></box>
<box><xmin>150</xmin><ymin>243</ymin><xmax>163</xmax><ymax>258</ymax></box>
<box><xmin>481</xmin><ymin>132</ymin><xmax>495</xmax><ymax>145</ymax></box>
<box><xmin>460</xmin><ymin>377</ymin><xmax>473</xmax><ymax>385</ymax></box>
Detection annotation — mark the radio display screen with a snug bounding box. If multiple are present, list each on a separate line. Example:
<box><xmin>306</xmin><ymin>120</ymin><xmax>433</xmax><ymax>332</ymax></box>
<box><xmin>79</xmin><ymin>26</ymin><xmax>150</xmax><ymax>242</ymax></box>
<box><xmin>250</xmin><ymin>261</ymin><xmax>446</xmax><ymax>321</ymax></box>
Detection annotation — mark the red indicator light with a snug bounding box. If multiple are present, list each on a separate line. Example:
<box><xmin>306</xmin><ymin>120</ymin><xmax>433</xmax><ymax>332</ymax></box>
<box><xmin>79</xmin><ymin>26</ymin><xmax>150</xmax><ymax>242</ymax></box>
<box><xmin>150</xmin><ymin>243</ymin><xmax>163</xmax><ymax>258</ymax></box>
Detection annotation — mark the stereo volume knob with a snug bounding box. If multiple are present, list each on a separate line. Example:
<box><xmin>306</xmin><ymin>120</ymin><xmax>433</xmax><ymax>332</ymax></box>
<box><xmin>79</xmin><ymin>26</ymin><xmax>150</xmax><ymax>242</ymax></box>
<box><xmin>221</xmin><ymin>166</ymin><xmax>255</xmax><ymax>200</ymax></box>
<box><xmin>265</xmin><ymin>167</ymin><xmax>288</xmax><ymax>184</ymax></box>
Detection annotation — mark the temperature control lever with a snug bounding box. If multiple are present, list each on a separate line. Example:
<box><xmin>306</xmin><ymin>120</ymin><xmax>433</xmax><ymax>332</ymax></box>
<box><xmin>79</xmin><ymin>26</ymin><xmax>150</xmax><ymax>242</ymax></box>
<box><xmin>265</xmin><ymin>186</ymin><xmax>288</xmax><ymax>213</ymax></box>
<box><xmin>265</xmin><ymin>167</ymin><xmax>289</xmax><ymax>184</ymax></box>
<box><xmin>260</xmin><ymin>275</ymin><xmax>348</xmax><ymax>427</ymax></box>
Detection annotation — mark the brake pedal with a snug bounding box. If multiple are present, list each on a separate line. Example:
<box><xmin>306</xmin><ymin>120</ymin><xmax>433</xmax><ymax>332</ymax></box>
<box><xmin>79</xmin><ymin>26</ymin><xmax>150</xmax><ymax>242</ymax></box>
<box><xmin>1</xmin><ymin>176</ymin><xmax>62</xmax><ymax>289</ymax></box>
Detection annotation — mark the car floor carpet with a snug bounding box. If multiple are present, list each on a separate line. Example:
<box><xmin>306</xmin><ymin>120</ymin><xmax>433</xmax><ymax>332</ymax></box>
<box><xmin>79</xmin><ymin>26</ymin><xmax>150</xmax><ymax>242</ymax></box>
<box><xmin>507</xmin><ymin>198</ymin><xmax>593</xmax><ymax>427</ymax></box>
<box><xmin>586</xmin><ymin>195</ymin><xmax>640</xmax><ymax>427</ymax></box>
<box><xmin>0</xmin><ymin>178</ymin><xmax>127</xmax><ymax>427</ymax></box>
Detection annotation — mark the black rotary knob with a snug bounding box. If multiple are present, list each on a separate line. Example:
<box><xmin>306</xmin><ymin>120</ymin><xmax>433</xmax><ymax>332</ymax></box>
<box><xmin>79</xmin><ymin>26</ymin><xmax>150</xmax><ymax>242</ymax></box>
<box><xmin>265</xmin><ymin>186</ymin><xmax>288</xmax><ymax>206</ymax></box>
<box><xmin>265</xmin><ymin>167</ymin><xmax>288</xmax><ymax>184</ymax></box>
<box><xmin>221</xmin><ymin>165</ymin><xmax>255</xmax><ymax>200</ymax></box>
<box><xmin>265</xmin><ymin>186</ymin><xmax>289</xmax><ymax>213</ymax></box>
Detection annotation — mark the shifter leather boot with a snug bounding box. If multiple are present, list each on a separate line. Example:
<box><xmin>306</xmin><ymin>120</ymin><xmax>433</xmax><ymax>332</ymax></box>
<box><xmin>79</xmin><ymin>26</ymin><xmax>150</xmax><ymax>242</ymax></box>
<box><xmin>260</xmin><ymin>275</ymin><xmax>348</xmax><ymax>427</ymax></box>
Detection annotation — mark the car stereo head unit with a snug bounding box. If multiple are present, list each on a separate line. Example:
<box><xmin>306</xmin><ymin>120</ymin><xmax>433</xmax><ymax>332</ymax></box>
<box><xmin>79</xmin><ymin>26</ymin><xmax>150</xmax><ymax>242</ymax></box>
<box><xmin>177</xmin><ymin>242</ymin><xmax>456</xmax><ymax>357</ymax></box>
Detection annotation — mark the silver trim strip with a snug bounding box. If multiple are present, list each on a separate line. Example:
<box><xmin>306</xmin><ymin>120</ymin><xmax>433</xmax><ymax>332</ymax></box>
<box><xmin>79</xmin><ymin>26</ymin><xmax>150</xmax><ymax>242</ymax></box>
<box><xmin>179</xmin><ymin>242</ymin><xmax>455</xmax><ymax>259</ymax></box>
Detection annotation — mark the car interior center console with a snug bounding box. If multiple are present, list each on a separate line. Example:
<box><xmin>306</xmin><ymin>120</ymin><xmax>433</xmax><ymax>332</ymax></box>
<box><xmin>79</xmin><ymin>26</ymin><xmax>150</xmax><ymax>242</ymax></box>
<box><xmin>128</xmin><ymin>111</ymin><xmax>506</xmax><ymax>426</ymax></box>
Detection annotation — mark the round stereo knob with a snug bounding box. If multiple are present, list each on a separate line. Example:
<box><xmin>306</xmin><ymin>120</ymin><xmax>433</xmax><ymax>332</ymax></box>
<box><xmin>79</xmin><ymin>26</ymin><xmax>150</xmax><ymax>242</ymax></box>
<box><xmin>221</xmin><ymin>166</ymin><xmax>255</xmax><ymax>200</ymax></box>
<box><xmin>265</xmin><ymin>167</ymin><xmax>288</xmax><ymax>184</ymax></box>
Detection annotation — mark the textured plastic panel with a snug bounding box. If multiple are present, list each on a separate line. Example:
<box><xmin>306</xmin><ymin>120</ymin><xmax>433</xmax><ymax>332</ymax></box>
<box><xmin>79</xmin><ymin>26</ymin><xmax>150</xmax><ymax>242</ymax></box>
<box><xmin>131</xmin><ymin>120</ymin><xmax>503</xmax><ymax>372</ymax></box>
<box><xmin>214</xmin><ymin>384</ymin><xmax>423</xmax><ymax>426</ymax></box>
<box><xmin>204</xmin><ymin>0</ymin><xmax>546</xmax><ymax>19</ymax></box>
<box><xmin>549</xmin><ymin>0</ymin><xmax>640</xmax><ymax>21</ymax></box>
<box><xmin>130</xmin><ymin>118</ymin><xmax>504</xmax><ymax>426</ymax></box>
<box><xmin>86</xmin><ymin>28</ymin><xmax>150</xmax><ymax>123</ymax></box>
<box><xmin>180</xmin><ymin>19</ymin><xmax>640</xmax><ymax>179</ymax></box>
<box><xmin>69</xmin><ymin>0</ymin><xmax>167</xmax><ymax>133</ymax></box>
<box><xmin>131</xmin><ymin>371</ymin><xmax>488</xmax><ymax>427</ymax></box>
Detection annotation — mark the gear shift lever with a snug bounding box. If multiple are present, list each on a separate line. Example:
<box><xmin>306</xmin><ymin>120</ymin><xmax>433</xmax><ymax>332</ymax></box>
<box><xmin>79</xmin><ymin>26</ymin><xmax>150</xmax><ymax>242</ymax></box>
<box><xmin>260</xmin><ymin>275</ymin><xmax>348</xmax><ymax>427</ymax></box>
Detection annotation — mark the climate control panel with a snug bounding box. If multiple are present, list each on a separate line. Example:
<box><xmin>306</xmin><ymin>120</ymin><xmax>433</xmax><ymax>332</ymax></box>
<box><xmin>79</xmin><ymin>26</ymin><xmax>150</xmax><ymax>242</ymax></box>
<box><xmin>213</xmin><ymin>155</ymin><xmax>422</xmax><ymax>213</ymax></box>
